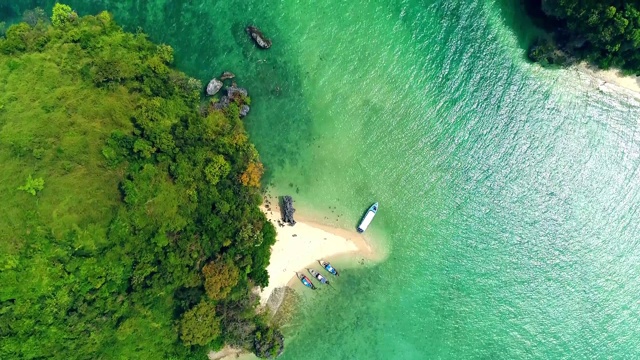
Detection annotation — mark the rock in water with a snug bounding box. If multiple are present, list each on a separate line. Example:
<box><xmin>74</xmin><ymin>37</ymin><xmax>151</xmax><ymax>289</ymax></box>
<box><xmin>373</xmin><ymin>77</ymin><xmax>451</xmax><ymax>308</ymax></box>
<box><xmin>212</xmin><ymin>96</ymin><xmax>230</xmax><ymax>110</ymax></box>
<box><xmin>247</xmin><ymin>26</ymin><xmax>272</xmax><ymax>49</ymax></box>
<box><xmin>239</xmin><ymin>105</ymin><xmax>250</xmax><ymax>117</ymax></box>
<box><xmin>281</xmin><ymin>196</ymin><xmax>296</xmax><ymax>226</ymax></box>
<box><xmin>220</xmin><ymin>71</ymin><xmax>235</xmax><ymax>81</ymax></box>
<box><xmin>206</xmin><ymin>78</ymin><xmax>223</xmax><ymax>96</ymax></box>
<box><xmin>227</xmin><ymin>85</ymin><xmax>248</xmax><ymax>100</ymax></box>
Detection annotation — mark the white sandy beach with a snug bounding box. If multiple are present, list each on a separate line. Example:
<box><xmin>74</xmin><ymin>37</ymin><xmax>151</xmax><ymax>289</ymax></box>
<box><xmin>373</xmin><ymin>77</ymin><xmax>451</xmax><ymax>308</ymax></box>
<box><xmin>258</xmin><ymin>198</ymin><xmax>377</xmax><ymax>305</ymax></box>
<box><xmin>576</xmin><ymin>63</ymin><xmax>640</xmax><ymax>96</ymax></box>
<box><xmin>207</xmin><ymin>198</ymin><xmax>382</xmax><ymax>360</ymax></box>
<box><xmin>205</xmin><ymin>199</ymin><xmax>383</xmax><ymax>360</ymax></box>
<box><xmin>208</xmin><ymin>346</ymin><xmax>245</xmax><ymax>360</ymax></box>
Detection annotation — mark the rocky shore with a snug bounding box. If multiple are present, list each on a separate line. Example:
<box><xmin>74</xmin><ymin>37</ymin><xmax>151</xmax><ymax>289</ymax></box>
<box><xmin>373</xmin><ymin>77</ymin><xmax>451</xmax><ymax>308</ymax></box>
<box><xmin>205</xmin><ymin>73</ymin><xmax>251</xmax><ymax>117</ymax></box>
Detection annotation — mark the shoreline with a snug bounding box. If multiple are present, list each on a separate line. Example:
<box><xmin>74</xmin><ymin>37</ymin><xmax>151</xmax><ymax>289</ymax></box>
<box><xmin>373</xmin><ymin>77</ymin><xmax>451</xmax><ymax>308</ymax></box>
<box><xmin>208</xmin><ymin>346</ymin><xmax>246</xmax><ymax>360</ymax></box>
<box><xmin>258</xmin><ymin>196</ymin><xmax>382</xmax><ymax>306</ymax></box>
<box><xmin>574</xmin><ymin>63</ymin><xmax>640</xmax><ymax>96</ymax></box>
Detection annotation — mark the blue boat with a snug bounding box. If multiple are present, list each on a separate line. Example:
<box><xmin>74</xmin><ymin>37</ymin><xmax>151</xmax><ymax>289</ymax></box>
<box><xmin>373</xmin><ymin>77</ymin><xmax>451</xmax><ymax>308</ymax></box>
<box><xmin>357</xmin><ymin>202</ymin><xmax>378</xmax><ymax>233</ymax></box>
<box><xmin>297</xmin><ymin>273</ymin><xmax>316</xmax><ymax>290</ymax></box>
<box><xmin>319</xmin><ymin>260</ymin><xmax>340</xmax><ymax>277</ymax></box>
<box><xmin>308</xmin><ymin>268</ymin><xmax>330</xmax><ymax>285</ymax></box>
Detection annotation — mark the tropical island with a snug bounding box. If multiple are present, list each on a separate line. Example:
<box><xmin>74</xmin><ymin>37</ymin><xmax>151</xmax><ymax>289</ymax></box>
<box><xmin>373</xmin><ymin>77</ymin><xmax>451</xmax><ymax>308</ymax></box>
<box><xmin>525</xmin><ymin>0</ymin><xmax>640</xmax><ymax>73</ymax></box>
<box><xmin>0</xmin><ymin>4</ymin><xmax>381</xmax><ymax>359</ymax></box>
<box><xmin>0</xmin><ymin>4</ymin><xmax>283</xmax><ymax>359</ymax></box>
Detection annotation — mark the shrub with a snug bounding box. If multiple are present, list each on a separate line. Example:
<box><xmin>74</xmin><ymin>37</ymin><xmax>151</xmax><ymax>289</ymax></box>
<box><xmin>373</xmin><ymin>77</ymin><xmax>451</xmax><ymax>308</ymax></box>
<box><xmin>17</xmin><ymin>175</ymin><xmax>45</xmax><ymax>195</ymax></box>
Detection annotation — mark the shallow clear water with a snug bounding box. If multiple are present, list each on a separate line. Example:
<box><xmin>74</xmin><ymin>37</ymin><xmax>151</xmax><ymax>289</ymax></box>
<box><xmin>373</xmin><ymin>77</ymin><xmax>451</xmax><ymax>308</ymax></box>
<box><xmin>4</xmin><ymin>1</ymin><xmax>640</xmax><ymax>358</ymax></box>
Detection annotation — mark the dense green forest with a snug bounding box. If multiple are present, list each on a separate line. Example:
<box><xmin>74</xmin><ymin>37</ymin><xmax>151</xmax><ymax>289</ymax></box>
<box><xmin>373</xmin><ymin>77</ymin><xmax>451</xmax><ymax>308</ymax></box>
<box><xmin>0</xmin><ymin>4</ymin><xmax>282</xmax><ymax>359</ymax></box>
<box><xmin>526</xmin><ymin>0</ymin><xmax>640</xmax><ymax>73</ymax></box>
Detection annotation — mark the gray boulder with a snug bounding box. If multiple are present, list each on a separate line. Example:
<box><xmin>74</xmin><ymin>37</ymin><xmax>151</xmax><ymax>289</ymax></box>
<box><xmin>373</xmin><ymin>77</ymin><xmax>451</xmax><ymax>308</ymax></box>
<box><xmin>247</xmin><ymin>26</ymin><xmax>272</xmax><ymax>49</ymax></box>
<box><xmin>206</xmin><ymin>78</ymin><xmax>223</xmax><ymax>96</ymax></box>
<box><xmin>213</xmin><ymin>96</ymin><xmax>230</xmax><ymax>110</ymax></box>
<box><xmin>239</xmin><ymin>105</ymin><xmax>250</xmax><ymax>117</ymax></box>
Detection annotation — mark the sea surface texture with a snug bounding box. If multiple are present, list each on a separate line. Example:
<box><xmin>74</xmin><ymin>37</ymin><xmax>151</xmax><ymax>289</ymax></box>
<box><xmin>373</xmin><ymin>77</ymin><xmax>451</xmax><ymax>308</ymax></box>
<box><xmin>3</xmin><ymin>1</ymin><xmax>640</xmax><ymax>359</ymax></box>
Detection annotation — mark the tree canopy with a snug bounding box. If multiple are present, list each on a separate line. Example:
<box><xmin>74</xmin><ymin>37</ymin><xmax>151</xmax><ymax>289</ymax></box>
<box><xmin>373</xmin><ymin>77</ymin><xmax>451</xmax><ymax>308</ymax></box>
<box><xmin>0</xmin><ymin>4</ymin><xmax>279</xmax><ymax>359</ymax></box>
<box><xmin>203</xmin><ymin>258</ymin><xmax>241</xmax><ymax>301</ymax></box>
<box><xmin>526</xmin><ymin>0</ymin><xmax>640</xmax><ymax>73</ymax></box>
<box><xmin>179</xmin><ymin>301</ymin><xmax>222</xmax><ymax>347</ymax></box>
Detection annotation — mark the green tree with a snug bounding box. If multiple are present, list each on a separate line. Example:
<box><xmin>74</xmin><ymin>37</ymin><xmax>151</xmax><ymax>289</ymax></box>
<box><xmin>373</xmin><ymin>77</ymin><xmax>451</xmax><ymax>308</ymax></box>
<box><xmin>178</xmin><ymin>301</ymin><xmax>222</xmax><ymax>346</ymax></box>
<box><xmin>22</xmin><ymin>7</ymin><xmax>47</xmax><ymax>27</ymax></box>
<box><xmin>51</xmin><ymin>3</ymin><xmax>76</xmax><ymax>27</ymax></box>
<box><xmin>133</xmin><ymin>138</ymin><xmax>156</xmax><ymax>158</ymax></box>
<box><xmin>204</xmin><ymin>155</ymin><xmax>231</xmax><ymax>185</ymax></box>
<box><xmin>526</xmin><ymin>0</ymin><xmax>640</xmax><ymax>73</ymax></box>
<box><xmin>253</xmin><ymin>326</ymin><xmax>284</xmax><ymax>359</ymax></box>
<box><xmin>202</xmin><ymin>258</ymin><xmax>240</xmax><ymax>300</ymax></box>
<box><xmin>157</xmin><ymin>44</ymin><xmax>174</xmax><ymax>64</ymax></box>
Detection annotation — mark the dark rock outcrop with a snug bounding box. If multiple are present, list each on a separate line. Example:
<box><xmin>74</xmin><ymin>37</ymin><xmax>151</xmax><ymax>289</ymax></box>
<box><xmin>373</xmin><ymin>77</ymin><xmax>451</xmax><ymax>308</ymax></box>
<box><xmin>280</xmin><ymin>196</ymin><xmax>295</xmax><ymax>226</ymax></box>
<box><xmin>206</xmin><ymin>78</ymin><xmax>223</xmax><ymax>96</ymax></box>
<box><xmin>220</xmin><ymin>71</ymin><xmax>235</xmax><ymax>81</ymax></box>
<box><xmin>247</xmin><ymin>26</ymin><xmax>272</xmax><ymax>49</ymax></box>
<box><xmin>227</xmin><ymin>85</ymin><xmax>248</xmax><ymax>100</ymax></box>
<box><xmin>527</xmin><ymin>36</ymin><xmax>576</xmax><ymax>67</ymax></box>
<box><xmin>210</xmin><ymin>84</ymin><xmax>251</xmax><ymax>116</ymax></box>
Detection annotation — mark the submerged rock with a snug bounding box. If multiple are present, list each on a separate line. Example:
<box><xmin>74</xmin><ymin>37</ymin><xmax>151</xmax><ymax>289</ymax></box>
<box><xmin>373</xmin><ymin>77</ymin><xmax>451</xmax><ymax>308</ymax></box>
<box><xmin>239</xmin><ymin>105</ymin><xmax>250</xmax><ymax>117</ymax></box>
<box><xmin>247</xmin><ymin>26</ymin><xmax>272</xmax><ymax>49</ymax></box>
<box><xmin>206</xmin><ymin>78</ymin><xmax>223</xmax><ymax>96</ymax></box>
<box><xmin>220</xmin><ymin>71</ymin><xmax>235</xmax><ymax>81</ymax></box>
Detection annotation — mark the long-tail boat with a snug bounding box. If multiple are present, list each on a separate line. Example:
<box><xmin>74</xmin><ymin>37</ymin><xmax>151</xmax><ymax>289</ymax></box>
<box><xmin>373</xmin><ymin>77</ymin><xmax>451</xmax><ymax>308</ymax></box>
<box><xmin>297</xmin><ymin>272</ymin><xmax>316</xmax><ymax>290</ymax></box>
<box><xmin>319</xmin><ymin>260</ymin><xmax>340</xmax><ymax>276</ymax></box>
<box><xmin>308</xmin><ymin>268</ymin><xmax>330</xmax><ymax>285</ymax></box>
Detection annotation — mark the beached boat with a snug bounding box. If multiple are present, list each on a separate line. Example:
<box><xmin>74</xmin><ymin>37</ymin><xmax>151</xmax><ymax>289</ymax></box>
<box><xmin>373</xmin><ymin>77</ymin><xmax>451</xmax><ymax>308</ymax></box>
<box><xmin>308</xmin><ymin>268</ymin><xmax>330</xmax><ymax>285</ymax></box>
<box><xmin>319</xmin><ymin>260</ymin><xmax>340</xmax><ymax>276</ymax></box>
<box><xmin>357</xmin><ymin>202</ymin><xmax>378</xmax><ymax>233</ymax></box>
<box><xmin>297</xmin><ymin>273</ymin><xmax>316</xmax><ymax>290</ymax></box>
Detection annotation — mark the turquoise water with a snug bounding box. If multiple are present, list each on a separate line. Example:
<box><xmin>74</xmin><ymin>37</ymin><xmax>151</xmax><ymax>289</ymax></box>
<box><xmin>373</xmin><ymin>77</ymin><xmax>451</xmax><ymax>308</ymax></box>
<box><xmin>4</xmin><ymin>1</ymin><xmax>640</xmax><ymax>358</ymax></box>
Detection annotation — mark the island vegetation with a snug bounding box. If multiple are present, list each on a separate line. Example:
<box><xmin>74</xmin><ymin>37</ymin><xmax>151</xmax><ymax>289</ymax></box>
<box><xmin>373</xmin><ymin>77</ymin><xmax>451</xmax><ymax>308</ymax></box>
<box><xmin>525</xmin><ymin>0</ymin><xmax>640</xmax><ymax>73</ymax></box>
<box><xmin>0</xmin><ymin>4</ymin><xmax>283</xmax><ymax>359</ymax></box>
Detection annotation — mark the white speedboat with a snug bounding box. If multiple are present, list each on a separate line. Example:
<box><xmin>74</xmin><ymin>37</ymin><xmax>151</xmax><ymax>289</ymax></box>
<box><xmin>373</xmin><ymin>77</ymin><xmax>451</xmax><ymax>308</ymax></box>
<box><xmin>357</xmin><ymin>202</ymin><xmax>378</xmax><ymax>233</ymax></box>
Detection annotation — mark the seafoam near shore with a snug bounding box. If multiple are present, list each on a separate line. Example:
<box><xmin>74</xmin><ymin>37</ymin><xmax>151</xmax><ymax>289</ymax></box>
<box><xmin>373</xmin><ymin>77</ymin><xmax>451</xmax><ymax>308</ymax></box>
<box><xmin>575</xmin><ymin>63</ymin><xmax>640</xmax><ymax>97</ymax></box>
<box><xmin>258</xmin><ymin>197</ymin><xmax>379</xmax><ymax>305</ymax></box>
